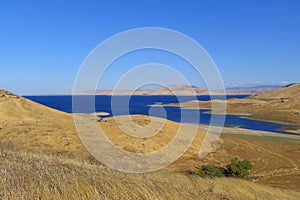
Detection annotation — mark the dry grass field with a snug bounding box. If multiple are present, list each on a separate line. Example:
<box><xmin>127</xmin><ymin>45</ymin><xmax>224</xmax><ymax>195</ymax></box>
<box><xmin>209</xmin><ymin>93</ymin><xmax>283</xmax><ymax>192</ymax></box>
<box><xmin>2</xmin><ymin>145</ymin><xmax>300</xmax><ymax>200</ymax></box>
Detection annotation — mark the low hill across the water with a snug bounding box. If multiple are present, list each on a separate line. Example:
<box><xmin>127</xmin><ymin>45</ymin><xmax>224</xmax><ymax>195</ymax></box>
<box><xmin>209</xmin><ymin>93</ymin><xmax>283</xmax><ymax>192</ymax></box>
<box><xmin>65</xmin><ymin>84</ymin><xmax>279</xmax><ymax>96</ymax></box>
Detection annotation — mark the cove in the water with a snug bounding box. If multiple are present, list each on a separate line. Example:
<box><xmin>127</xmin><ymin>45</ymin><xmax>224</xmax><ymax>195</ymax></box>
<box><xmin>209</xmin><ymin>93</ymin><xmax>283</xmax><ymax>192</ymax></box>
<box><xmin>25</xmin><ymin>95</ymin><xmax>299</xmax><ymax>136</ymax></box>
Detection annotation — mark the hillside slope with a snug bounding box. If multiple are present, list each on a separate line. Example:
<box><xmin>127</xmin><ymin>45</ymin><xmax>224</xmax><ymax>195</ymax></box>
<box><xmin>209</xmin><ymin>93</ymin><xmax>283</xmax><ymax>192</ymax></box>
<box><xmin>2</xmin><ymin>146</ymin><xmax>300</xmax><ymax>200</ymax></box>
<box><xmin>0</xmin><ymin>90</ymin><xmax>86</xmax><ymax>157</ymax></box>
<box><xmin>250</xmin><ymin>83</ymin><xmax>300</xmax><ymax>100</ymax></box>
<box><xmin>172</xmin><ymin>84</ymin><xmax>300</xmax><ymax>125</ymax></box>
<box><xmin>237</xmin><ymin>84</ymin><xmax>300</xmax><ymax>124</ymax></box>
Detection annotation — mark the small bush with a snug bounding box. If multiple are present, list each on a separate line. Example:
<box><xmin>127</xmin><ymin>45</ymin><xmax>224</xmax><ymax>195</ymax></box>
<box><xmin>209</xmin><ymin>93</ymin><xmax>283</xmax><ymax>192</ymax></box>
<box><xmin>226</xmin><ymin>157</ymin><xmax>253</xmax><ymax>179</ymax></box>
<box><xmin>197</xmin><ymin>157</ymin><xmax>253</xmax><ymax>179</ymax></box>
<box><xmin>198</xmin><ymin>165</ymin><xmax>223</xmax><ymax>178</ymax></box>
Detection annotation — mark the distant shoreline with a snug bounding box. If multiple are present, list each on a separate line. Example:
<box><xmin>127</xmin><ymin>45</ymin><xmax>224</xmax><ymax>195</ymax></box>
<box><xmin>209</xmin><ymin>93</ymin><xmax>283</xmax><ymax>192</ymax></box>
<box><xmin>24</xmin><ymin>93</ymin><xmax>252</xmax><ymax>97</ymax></box>
<box><xmin>28</xmin><ymin>84</ymin><xmax>280</xmax><ymax>96</ymax></box>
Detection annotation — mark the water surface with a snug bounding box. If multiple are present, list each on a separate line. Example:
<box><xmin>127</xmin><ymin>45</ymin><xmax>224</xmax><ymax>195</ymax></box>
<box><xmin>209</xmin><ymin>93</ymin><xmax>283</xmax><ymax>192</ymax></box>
<box><xmin>25</xmin><ymin>95</ymin><xmax>297</xmax><ymax>135</ymax></box>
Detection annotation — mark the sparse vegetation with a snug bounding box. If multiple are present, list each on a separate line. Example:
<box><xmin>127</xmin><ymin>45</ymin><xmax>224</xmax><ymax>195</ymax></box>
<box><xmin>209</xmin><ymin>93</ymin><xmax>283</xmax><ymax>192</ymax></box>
<box><xmin>226</xmin><ymin>157</ymin><xmax>253</xmax><ymax>179</ymax></box>
<box><xmin>198</xmin><ymin>157</ymin><xmax>253</xmax><ymax>179</ymax></box>
<box><xmin>198</xmin><ymin>165</ymin><xmax>223</xmax><ymax>178</ymax></box>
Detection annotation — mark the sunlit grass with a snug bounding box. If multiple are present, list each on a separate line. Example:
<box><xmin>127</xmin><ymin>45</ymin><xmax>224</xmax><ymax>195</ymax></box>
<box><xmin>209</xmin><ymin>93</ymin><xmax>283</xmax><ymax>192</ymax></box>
<box><xmin>1</xmin><ymin>145</ymin><xmax>299</xmax><ymax>200</ymax></box>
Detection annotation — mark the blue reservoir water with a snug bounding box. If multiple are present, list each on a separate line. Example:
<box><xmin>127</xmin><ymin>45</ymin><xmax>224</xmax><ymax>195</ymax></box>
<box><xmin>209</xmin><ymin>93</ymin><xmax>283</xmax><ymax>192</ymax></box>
<box><xmin>25</xmin><ymin>95</ymin><xmax>298</xmax><ymax>136</ymax></box>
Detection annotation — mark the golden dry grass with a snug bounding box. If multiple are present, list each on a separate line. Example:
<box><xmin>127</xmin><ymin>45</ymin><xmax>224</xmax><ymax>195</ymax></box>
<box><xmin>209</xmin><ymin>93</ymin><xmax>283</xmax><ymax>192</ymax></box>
<box><xmin>1</xmin><ymin>144</ymin><xmax>300</xmax><ymax>200</ymax></box>
<box><xmin>0</xmin><ymin>91</ymin><xmax>88</xmax><ymax>158</ymax></box>
<box><xmin>99</xmin><ymin>115</ymin><xmax>206</xmax><ymax>153</ymax></box>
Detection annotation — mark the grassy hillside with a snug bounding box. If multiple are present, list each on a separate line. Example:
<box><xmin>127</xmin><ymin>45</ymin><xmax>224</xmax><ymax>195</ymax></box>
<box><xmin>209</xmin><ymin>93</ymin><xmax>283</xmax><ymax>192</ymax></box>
<box><xmin>1</xmin><ymin>145</ymin><xmax>299</xmax><ymax>200</ymax></box>
<box><xmin>0</xmin><ymin>90</ymin><xmax>87</xmax><ymax>157</ymax></box>
<box><xmin>250</xmin><ymin>83</ymin><xmax>300</xmax><ymax>100</ymax></box>
<box><xmin>169</xmin><ymin>84</ymin><xmax>300</xmax><ymax>125</ymax></box>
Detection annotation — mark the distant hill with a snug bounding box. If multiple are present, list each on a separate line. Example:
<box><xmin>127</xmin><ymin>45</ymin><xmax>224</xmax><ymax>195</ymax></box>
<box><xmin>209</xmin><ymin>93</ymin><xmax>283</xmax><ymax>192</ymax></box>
<box><xmin>250</xmin><ymin>83</ymin><xmax>300</xmax><ymax>100</ymax></box>
<box><xmin>66</xmin><ymin>85</ymin><xmax>208</xmax><ymax>95</ymax></box>
<box><xmin>226</xmin><ymin>84</ymin><xmax>283</xmax><ymax>90</ymax></box>
<box><xmin>66</xmin><ymin>84</ymin><xmax>279</xmax><ymax>96</ymax></box>
<box><xmin>226</xmin><ymin>84</ymin><xmax>283</xmax><ymax>95</ymax></box>
<box><xmin>228</xmin><ymin>83</ymin><xmax>300</xmax><ymax>124</ymax></box>
<box><xmin>166</xmin><ymin>83</ymin><xmax>300</xmax><ymax>125</ymax></box>
<box><xmin>133</xmin><ymin>85</ymin><xmax>208</xmax><ymax>95</ymax></box>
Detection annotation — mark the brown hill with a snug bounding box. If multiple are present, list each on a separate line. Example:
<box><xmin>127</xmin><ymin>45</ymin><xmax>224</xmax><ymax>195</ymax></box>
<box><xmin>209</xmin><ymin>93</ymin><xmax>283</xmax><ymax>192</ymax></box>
<box><xmin>133</xmin><ymin>85</ymin><xmax>208</xmax><ymax>95</ymax></box>
<box><xmin>0</xmin><ymin>90</ymin><xmax>86</xmax><ymax>156</ymax></box>
<box><xmin>243</xmin><ymin>84</ymin><xmax>300</xmax><ymax>124</ymax></box>
<box><xmin>90</xmin><ymin>85</ymin><xmax>209</xmax><ymax>95</ymax></box>
<box><xmin>170</xmin><ymin>84</ymin><xmax>300</xmax><ymax>125</ymax></box>
<box><xmin>66</xmin><ymin>84</ymin><xmax>278</xmax><ymax>95</ymax></box>
<box><xmin>250</xmin><ymin>83</ymin><xmax>300</xmax><ymax>100</ymax></box>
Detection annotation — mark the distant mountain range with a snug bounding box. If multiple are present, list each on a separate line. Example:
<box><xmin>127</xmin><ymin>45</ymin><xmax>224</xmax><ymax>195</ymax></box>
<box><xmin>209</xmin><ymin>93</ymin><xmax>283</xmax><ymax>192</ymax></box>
<box><xmin>226</xmin><ymin>84</ymin><xmax>284</xmax><ymax>90</ymax></box>
<box><xmin>65</xmin><ymin>84</ymin><xmax>283</xmax><ymax>96</ymax></box>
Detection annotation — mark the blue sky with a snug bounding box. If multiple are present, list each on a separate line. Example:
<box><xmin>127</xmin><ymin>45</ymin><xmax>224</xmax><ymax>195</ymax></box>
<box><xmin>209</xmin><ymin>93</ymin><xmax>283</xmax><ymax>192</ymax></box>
<box><xmin>0</xmin><ymin>0</ymin><xmax>299</xmax><ymax>94</ymax></box>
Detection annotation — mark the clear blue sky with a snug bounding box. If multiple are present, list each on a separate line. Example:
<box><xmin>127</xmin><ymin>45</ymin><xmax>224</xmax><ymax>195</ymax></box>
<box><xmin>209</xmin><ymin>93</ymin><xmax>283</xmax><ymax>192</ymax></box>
<box><xmin>0</xmin><ymin>0</ymin><xmax>299</xmax><ymax>95</ymax></box>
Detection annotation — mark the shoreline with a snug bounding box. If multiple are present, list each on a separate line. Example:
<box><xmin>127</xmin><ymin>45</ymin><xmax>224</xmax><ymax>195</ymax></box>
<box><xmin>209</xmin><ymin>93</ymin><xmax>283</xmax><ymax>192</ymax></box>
<box><xmin>196</xmin><ymin>123</ymin><xmax>300</xmax><ymax>139</ymax></box>
<box><xmin>161</xmin><ymin>101</ymin><xmax>300</xmax><ymax>130</ymax></box>
<box><xmin>100</xmin><ymin>114</ymin><xmax>300</xmax><ymax>139</ymax></box>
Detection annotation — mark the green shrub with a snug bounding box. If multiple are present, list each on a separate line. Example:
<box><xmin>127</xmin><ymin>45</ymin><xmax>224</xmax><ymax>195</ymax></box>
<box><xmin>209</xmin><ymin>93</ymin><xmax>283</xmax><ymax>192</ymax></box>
<box><xmin>226</xmin><ymin>157</ymin><xmax>253</xmax><ymax>179</ymax></box>
<box><xmin>197</xmin><ymin>157</ymin><xmax>253</xmax><ymax>179</ymax></box>
<box><xmin>198</xmin><ymin>165</ymin><xmax>223</xmax><ymax>178</ymax></box>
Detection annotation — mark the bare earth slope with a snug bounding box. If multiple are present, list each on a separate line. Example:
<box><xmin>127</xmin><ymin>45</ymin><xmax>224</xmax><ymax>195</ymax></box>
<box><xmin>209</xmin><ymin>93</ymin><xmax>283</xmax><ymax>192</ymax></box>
<box><xmin>1</xmin><ymin>90</ymin><xmax>300</xmax><ymax>199</ymax></box>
